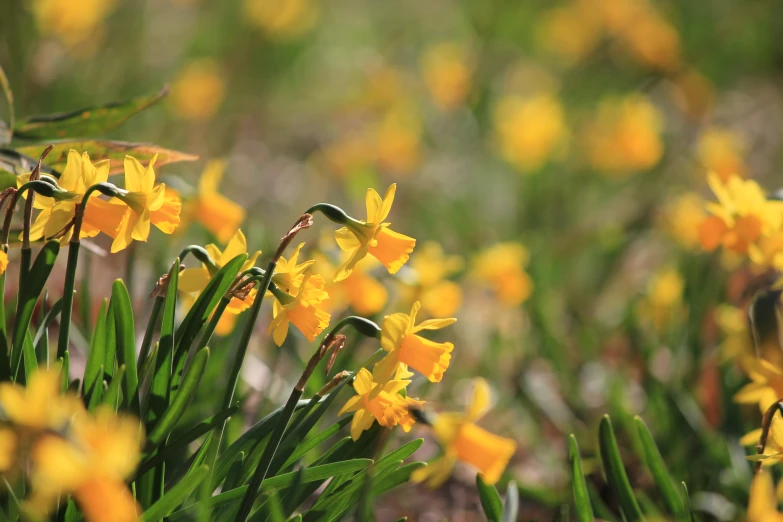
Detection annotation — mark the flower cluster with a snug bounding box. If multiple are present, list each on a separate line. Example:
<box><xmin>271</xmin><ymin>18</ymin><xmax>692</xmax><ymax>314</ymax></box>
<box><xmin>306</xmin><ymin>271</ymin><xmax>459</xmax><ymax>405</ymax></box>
<box><xmin>0</xmin><ymin>369</ymin><xmax>143</xmax><ymax>522</ymax></box>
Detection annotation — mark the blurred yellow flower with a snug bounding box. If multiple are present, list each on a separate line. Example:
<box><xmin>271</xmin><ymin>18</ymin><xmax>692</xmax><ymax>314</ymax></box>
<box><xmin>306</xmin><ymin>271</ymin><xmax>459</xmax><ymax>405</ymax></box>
<box><xmin>403</xmin><ymin>241</ymin><xmax>463</xmax><ymax>318</ymax></box>
<box><xmin>338</xmin><ymin>367</ymin><xmax>423</xmax><ymax>441</ymax></box>
<box><xmin>244</xmin><ymin>0</ymin><xmax>319</xmax><ymax>40</ymax></box>
<box><xmin>411</xmin><ymin>378</ymin><xmax>516</xmax><ymax>487</ymax></box>
<box><xmin>0</xmin><ymin>368</ymin><xmax>81</xmax><ymax>430</ymax></box>
<box><xmin>471</xmin><ymin>242</ymin><xmax>534</xmax><ymax>307</ymax></box>
<box><xmin>636</xmin><ymin>268</ymin><xmax>685</xmax><ymax>333</ymax></box>
<box><xmin>326</xmin><ymin>258</ymin><xmax>388</xmax><ymax>316</ymax></box>
<box><xmin>734</xmin><ymin>358</ymin><xmax>783</xmax><ymax>414</ymax></box>
<box><xmin>0</xmin><ymin>428</ymin><xmax>16</xmax><ymax>472</ymax></box>
<box><xmin>661</xmin><ymin>193</ymin><xmax>707</xmax><ymax>249</ymax></box>
<box><xmin>179</xmin><ymin>229</ymin><xmax>262</xmax><ymax>323</ymax></box>
<box><xmin>268</xmin><ymin>270</ymin><xmax>331</xmax><ymax>346</ymax></box>
<box><xmin>374</xmin><ymin>103</ymin><xmax>423</xmax><ymax>175</ymax></box>
<box><xmin>583</xmin><ymin>94</ymin><xmax>663</xmax><ymax>176</ymax></box>
<box><xmin>536</xmin><ymin>3</ymin><xmax>601</xmax><ymax>64</ymax></box>
<box><xmin>334</xmin><ymin>184</ymin><xmax>416</xmax><ymax>282</ymax></box>
<box><xmin>420</xmin><ymin>42</ymin><xmax>474</xmax><ymax>111</ymax></box>
<box><xmin>697</xmin><ymin>128</ymin><xmax>746</xmax><ymax>182</ymax></box>
<box><xmin>493</xmin><ymin>93</ymin><xmax>566</xmax><ymax>173</ymax></box>
<box><xmin>716</xmin><ymin>304</ymin><xmax>750</xmax><ymax>363</ymax></box>
<box><xmin>185</xmin><ymin>160</ymin><xmax>246</xmax><ymax>243</ymax></box>
<box><xmin>29</xmin><ymin>0</ymin><xmax>116</xmax><ymax>52</ymax></box>
<box><xmin>170</xmin><ymin>59</ymin><xmax>225</xmax><ymax>121</ymax></box>
<box><xmin>0</xmin><ymin>251</ymin><xmax>8</xmax><ymax>276</ymax></box>
<box><xmin>319</xmin><ymin>135</ymin><xmax>374</xmax><ymax>178</ymax></box>
<box><xmin>373</xmin><ymin>301</ymin><xmax>456</xmax><ymax>384</ymax></box>
<box><xmin>699</xmin><ymin>174</ymin><xmax>783</xmax><ymax>255</ymax></box>
<box><xmin>747</xmin><ymin>469</ymin><xmax>783</xmax><ymax>520</ymax></box>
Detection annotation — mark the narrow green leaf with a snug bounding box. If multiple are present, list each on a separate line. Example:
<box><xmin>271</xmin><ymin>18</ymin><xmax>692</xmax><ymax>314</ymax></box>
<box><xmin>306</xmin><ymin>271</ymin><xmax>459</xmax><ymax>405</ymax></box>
<box><xmin>34</xmin><ymin>297</ymin><xmax>62</xmax><ymax>366</ymax></box>
<box><xmin>141</xmin><ymin>465</ymin><xmax>210</xmax><ymax>522</ymax></box>
<box><xmin>15</xmin><ymin>140</ymin><xmax>197</xmax><ymax>175</ymax></box>
<box><xmin>149</xmin><ymin>260</ymin><xmax>178</xmax><ymax>430</ymax></box>
<box><xmin>372</xmin><ymin>461</ymin><xmax>426</xmax><ymax>495</ymax></box>
<box><xmin>568</xmin><ymin>434</ymin><xmax>595</xmax><ymax>522</ymax></box>
<box><xmin>104</xmin><ymin>298</ymin><xmax>116</xmax><ymax>379</ymax></box>
<box><xmin>87</xmin><ymin>365</ymin><xmax>104</xmax><ymax>410</ymax></box>
<box><xmin>14</xmin><ymin>86</ymin><xmax>169</xmax><ymax>139</ymax></box>
<box><xmin>147</xmin><ymin>347</ymin><xmax>210</xmax><ymax>447</ymax></box>
<box><xmin>83</xmin><ymin>299</ymin><xmax>107</xmax><ymax>395</ymax></box>
<box><xmin>22</xmin><ymin>329</ymin><xmax>37</xmax><ymax>380</ymax></box>
<box><xmin>477</xmin><ymin>473</ymin><xmax>503</xmax><ymax>522</ymax></box>
<box><xmin>11</xmin><ymin>241</ymin><xmax>59</xmax><ymax>380</ymax></box>
<box><xmin>111</xmin><ymin>280</ymin><xmax>138</xmax><ymax>412</ymax></box>
<box><xmin>501</xmin><ymin>482</ymin><xmax>519</xmax><ymax>522</ymax></box>
<box><xmin>280</xmin><ymin>417</ymin><xmax>351</xmax><ymax>470</ymax></box>
<box><xmin>634</xmin><ymin>416</ymin><xmax>685</xmax><ymax>519</ymax></box>
<box><xmin>102</xmin><ymin>365</ymin><xmax>125</xmax><ymax>411</ymax></box>
<box><xmin>599</xmin><ymin>415</ymin><xmax>644</xmax><ymax>522</ymax></box>
<box><xmin>680</xmin><ymin>482</ymin><xmax>694</xmax><ymax>522</ymax></box>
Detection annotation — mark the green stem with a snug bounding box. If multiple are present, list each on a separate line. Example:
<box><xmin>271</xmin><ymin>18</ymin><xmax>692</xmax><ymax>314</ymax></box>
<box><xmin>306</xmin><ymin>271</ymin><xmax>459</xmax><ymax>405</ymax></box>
<box><xmin>138</xmin><ymin>295</ymin><xmax>165</xmax><ymax>372</ymax></box>
<box><xmin>197</xmin><ymin>295</ymin><xmax>231</xmax><ymax>352</ymax></box>
<box><xmin>57</xmin><ymin>240</ymin><xmax>80</xmax><ymax>360</ymax></box>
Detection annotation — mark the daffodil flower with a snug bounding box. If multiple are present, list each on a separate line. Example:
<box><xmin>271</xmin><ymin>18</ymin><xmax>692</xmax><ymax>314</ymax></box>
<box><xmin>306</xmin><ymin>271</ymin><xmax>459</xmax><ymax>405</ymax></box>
<box><xmin>373</xmin><ymin>301</ymin><xmax>456</xmax><ymax>384</ymax></box>
<box><xmin>178</xmin><ymin>229</ymin><xmax>262</xmax><ymax>321</ymax></box>
<box><xmin>411</xmin><ymin>378</ymin><xmax>516</xmax><ymax>487</ymax></box>
<box><xmin>747</xmin><ymin>469</ymin><xmax>783</xmax><ymax>521</ymax></box>
<box><xmin>471</xmin><ymin>241</ymin><xmax>534</xmax><ymax>306</ymax></box>
<box><xmin>338</xmin><ymin>367</ymin><xmax>424</xmax><ymax>441</ymax></box>
<box><xmin>268</xmin><ymin>270</ymin><xmax>331</xmax><ymax>346</ymax></box>
<box><xmin>24</xmin><ymin>150</ymin><xmax>107</xmax><ymax>242</ymax></box>
<box><xmin>184</xmin><ymin>160</ymin><xmax>245</xmax><ymax>242</ymax></box>
<box><xmin>0</xmin><ymin>368</ymin><xmax>82</xmax><ymax>430</ymax></box>
<box><xmin>271</xmin><ymin>242</ymin><xmax>315</xmax><ymax>294</ymax></box>
<box><xmin>404</xmin><ymin>241</ymin><xmax>463</xmax><ymax>318</ymax></box>
<box><xmin>334</xmin><ymin>184</ymin><xmax>416</xmax><ymax>282</ymax></box>
<box><xmin>734</xmin><ymin>357</ymin><xmax>783</xmax><ymax>414</ymax></box>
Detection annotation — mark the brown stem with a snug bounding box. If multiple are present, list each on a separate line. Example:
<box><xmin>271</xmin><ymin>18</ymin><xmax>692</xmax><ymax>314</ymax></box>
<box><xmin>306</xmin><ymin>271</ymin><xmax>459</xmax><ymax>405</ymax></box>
<box><xmin>755</xmin><ymin>400</ymin><xmax>783</xmax><ymax>473</ymax></box>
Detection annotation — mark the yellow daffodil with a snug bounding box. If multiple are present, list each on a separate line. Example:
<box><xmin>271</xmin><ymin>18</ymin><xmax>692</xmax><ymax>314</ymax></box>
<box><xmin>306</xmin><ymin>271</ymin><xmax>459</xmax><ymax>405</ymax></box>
<box><xmin>27</xmin><ymin>406</ymin><xmax>142</xmax><ymax>522</ymax></box>
<box><xmin>373</xmin><ymin>301</ymin><xmax>456</xmax><ymax>384</ymax></box>
<box><xmin>272</xmin><ymin>242</ymin><xmax>315</xmax><ymax>294</ymax></box>
<box><xmin>0</xmin><ymin>368</ymin><xmax>81</xmax><ymax>430</ymax></box>
<box><xmin>493</xmin><ymin>93</ymin><xmax>566</xmax><ymax>173</ymax></box>
<box><xmin>338</xmin><ymin>367</ymin><xmax>423</xmax><ymax>441</ymax></box>
<box><xmin>420</xmin><ymin>42</ymin><xmax>474</xmax><ymax>111</ymax></box>
<box><xmin>697</xmin><ymin>128</ymin><xmax>746</xmax><ymax>182</ymax></box>
<box><xmin>186</xmin><ymin>160</ymin><xmax>245</xmax><ymax>242</ymax></box>
<box><xmin>747</xmin><ymin>469</ymin><xmax>783</xmax><ymax>521</ymax></box>
<box><xmin>268</xmin><ymin>270</ymin><xmax>331</xmax><ymax>346</ymax></box>
<box><xmin>403</xmin><ymin>241</ymin><xmax>463</xmax><ymax>318</ymax></box>
<box><xmin>314</xmin><ymin>252</ymin><xmax>388</xmax><ymax>316</ymax></box>
<box><xmin>582</xmin><ymin>94</ymin><xmax>663</xmax><ymax>176</ymax></box>
<box><xmin>660</xmin><ymin>193</ymin><xmax>707</xmax><ymax>250</ymax></box>
<box><xmin>334</xmin><ymin>184</ymin><xmax>416</xmax><ymax>282</ymax></box>
<box><xmin>740</xmin><ymin>415</ymin><xmax>783</xmax><ymax>468</ymax></box>
<box><xmin>374</xmin><ymin>103</ymin><xmax>423</xmax><ymax>175</ymax></box>
<box><xmin>636</xmin><ymin>268</ymin><xmax>686</xmax><ymax>333</ymax></box>
<box><xmin>0</xmin><ymin>251</ymin><xmax>8</xmax><ymax>276</ymax></box>
<box><xmin>0</xmin><ymin>428</ymin><xmax>16</xmax><ymax>472</ymax></box>
<box><xmin>25</xmin><ymin>150</ymin><xmax>107</xmax><ymax>242</ymax></box>
<box><xmin>536</xmin><ymin>3</ymin><xmax>601</xmax><ymax>65</ymax></box>
<box><xmin>170</xmin><ymin>59</ymin><xmax>225</xmax><ymax>122</ymax></box>
<box><xmin>29</xmin><ymin>0</ymin><xmax>117</xmax><ymax>52</ymax></box>
<box><xmin>411</xmin><ymin>378</ymin><xmax>516</xmax><ymax>487</ymax></box>
<box><xmin>471</xmin><ymin>242</ymin><xmax>534</xmax><ymax>307</ymax></box>
<box><xmin>699</xmin><ymin>174</ymin><xmax>783</xmax><ymax>256</ymax></box>
<box><xmin>734</xmin><ymin>358</ymin><xmax>783</xmax><ymax>414</ymax></box>
<box><xmin>179</xmin><ymin>229</ymin><xmax>262</xmax><ymax>325</ymax></box>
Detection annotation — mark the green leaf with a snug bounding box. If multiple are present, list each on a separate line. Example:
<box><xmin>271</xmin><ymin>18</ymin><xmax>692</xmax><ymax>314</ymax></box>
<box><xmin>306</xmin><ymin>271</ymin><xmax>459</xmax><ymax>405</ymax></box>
<box><xmin>112</xmin><ymin>280</ymin><xmax>138</xmax><ymax>412</ymax></box>
<box><xmin>14</xmin><ymin>86</ymin><xmax>169</xmax><ymax>140</ymax></box>
<box><xmin>679</xmin><ymin>482</ymin><xmax>694</xmax><ymax>522</ymax></box>
<box><xmin>102</xmin><ymin>364</ymin><xmax>125</xmax><ymax>411</ymax></box>
<box><xmin>15</xmin><ymin>140</ymin><xmax>198</xmax><ymax>175</ymax></box>
<box><xmin>0</xmin><ymin>63</ymin><xmax>13</xmax><ymax>143</ymax></box>
<box><xmin>634</xmin><ymin>416</ymin><xmax>685</xmax><ymax>519</ymax></box>
<box><xmin>141</xmin><ymin>465</ymin><xmax>210</xmax><ymax>522</ymax></box>
<box><xmin>149</xmin><ymin>260</ymin><xmax>178</xmax><ymax>430</ymax></box>
<box><xmin>280</xmin><ymin>417</ymin><xmax>351</xmax><ymax>470</ymax></box>
<box><xmin>22</xmin><ymin>330</ymin><xmax>37</xmax><ymax>380</ymax></box>
<box><xmin>147</xmin><ymin>347</ymin><xmax>210</xmax><ymax>447</ymax></box>
<box><xmin>599</xmin><ymin>415</ymin><xmax>645</xmax><ymax>522</ymax></box>
<box><xmin>11</xmin><ymin>241</ymin><xmax>59</xmax><ymax>380</ymax></box>
<box><xmin>501</xmin><ymin>482</ymin><xmax>519</xmax><ymax>522</ymax></box>
<box><xmin>34</xmin><ymin>297</ymin><xmax>62</xmax><ymax>366</ymax></box>
<box><xmin>372</xmin><ymin>461</ymin><xmax>426</xmax><ymax>495</ymax></box>
<box><xmin>477</xmin><ymin>474</ymin><xmax>504</xmax><ymax>522</ymax></box>
<box><xmin>83</xmin><ymin>299</ymin><xmax>107</xmax><ymax>396</ymax></box>
<box><xmin>568</xmin><ymin>434</ymin><xmax>594</xmax><ymax>522</ymax></box>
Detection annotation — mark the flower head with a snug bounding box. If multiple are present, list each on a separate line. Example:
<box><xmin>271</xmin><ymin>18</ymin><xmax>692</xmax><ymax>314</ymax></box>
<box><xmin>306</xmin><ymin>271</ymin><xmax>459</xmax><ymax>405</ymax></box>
<box><xmin>411</xmin><ymin>378</ymin><xmax>516</xmax><ymax>487</ymax></box>
<box><xmin>374</xmin><ymin>301</ymin><xmax>456</xmax><ymax>384</ymax></box>
<box><xmin>420</xmin><ymin>42</ymin><xmax>474</xmax><ymax>111</ymax></box>
<box><xmin>403</xmin><ymin>241</ymin><xmax>463</xmax><ymax>318</ymax></box>
<box><xmin>0</xmin><ymin>368</ymin><xmax>81</xmax><ymax>430</ymax></box>
<box><xmin>747</xmin><ymin>469</ymin><xmax>783</xmax><ymax>521</ymax></box>
<box><xmin>734</xmin><ymin>358</ymin><xmax>783</xmax><ymax>414</ymax></box>
<box><xmin>697</xmin><ymin>128</ymin><xmax>746</xmax><ymax>182</ymax></box>
<box><xmin>338</xmin><ymin>367</ymin><xmax>424</xmax><ymax>441</ymax></box>
<box><xmin>170</xmin><ymin>59</ymin><xmax>225</xmax><ymax>121</ymax></box>
<box><xmin>334</xmin><ymin>184</ymin><xmax>416</xmax><ymax>282</ymax></box>
<box><xmin>471</xmin><ymin>242</ymin><xmax>534</xmax><ymax>307</ymax></box>
<box><xmin>268</xmin><ymin>270</ymin><xmax>331</xmax><ymax>346</ymax></box>
<box><xmin>187</xmin><ymin>160</ymin><xmax>245</xmax><ymax>242</ymax></box>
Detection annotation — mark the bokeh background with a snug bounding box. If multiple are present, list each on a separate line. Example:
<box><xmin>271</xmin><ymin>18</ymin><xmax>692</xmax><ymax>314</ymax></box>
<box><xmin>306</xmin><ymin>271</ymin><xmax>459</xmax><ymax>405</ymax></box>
<box><xmin>3</xmin><ymin>0</ymin><xmax>783</xmax><ymax>519</ymax></box>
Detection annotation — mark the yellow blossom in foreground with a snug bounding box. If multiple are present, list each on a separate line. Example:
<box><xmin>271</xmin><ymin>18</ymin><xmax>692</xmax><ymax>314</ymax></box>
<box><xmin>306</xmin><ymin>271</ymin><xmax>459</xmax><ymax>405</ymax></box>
<box><xmin>734</xmin><ymin>358</ymin><xmax>783</xmax><ymax>414</ymax></box>
<box><xmin>186</xmin><ymin>160</ymin><xmax>246</xmax><ymax>243</ymax></box>
<box><xmin>27</xmin><ymin>406</ymin><xmax>142</xmax><ymax>521</ymax></box>
<box><xmin>268</xmin><ymin>271</ymin><xmax>331</xmax><ymax>346</ymax></box>
<box><xmin>374</xmin><ymin>301</ymin><xmax>456</xmax><ymax>384</ymax></box>
<box><xmin>0</xmin><ymin>368</ymin><xmax>81</xmax><ymax>430</ymax></box>
<box><xmin>179</xmin><ymin>229</ymin><xmax>262</xmax><ymax>330</ymax></box>
<box><xmin>536</xmin><ymin>3</ymin><xmax>601</xmax><ymax>64</ymax></box>
<box><xmin>244</xmin><ymin>0</ymin><xmax>319</xmax><ymax>40</ymax></box>
<box><xmin>747</xmin><ymin>469</ymin><xmax>783</xmax><ymax>521</ymax></box>
<box><xmin>493</xmin><ymin>93</ymin><xmax>566</xmax><ymax>173</ymax></box>
<box><xmin>698</xmin><ymin>174</ymin><xmax>783</xmax><ymax>256</ymax></box>
<box><xmin>420</xmin><ymin>42</ymin><xmax>474</xmax><ymax>111</ymax></box>
<box><xmin>170</xmin><ymin>59</ymin><xmax>225</xmax><ymax>122</ymax></box>
<box><xmin>583</xmin><ymin>94</ymin><xmax>663</xmax><ymax>176</ymax></box>
<box><xmin>338</xmin><ymin>367</ymin><xmax>423</xmax><ymax>441</ymax></box>
<box><xmin>29</xmin><ymin>0</ymin><xmax>116</xmax><ymax>51</ymax></box>
<box><xmin>334</xmin><ymin>184</ymin><xmax>416</xmax><ymax>282</ymax></box>
<box><xmin>697</xmin><ymin>128</ymin><xmax>746</xmax><ymax>182</ymax></box>
<box><xmin>412</xmin><ymin>378</ymin><xmax>516</xmax><ymax>487</ymax></box>
<box><xmin>661</xmin><ymin>193</ymin><xmax>707</xmax><ymax>249</ymax></box>
<box><xmin>471</xmin><ymin>242</ymin><xmax>534</xmax><ymax>307</ymax></box>
<box><xmin>636</xmin><ymin>268</ymin><xmax>685</xmax><ymax>333</ymax></box>
<box><xmin>403</xmin><ymin>241</ymin><xmax>463</xmax><ymax>318</ymax></box>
